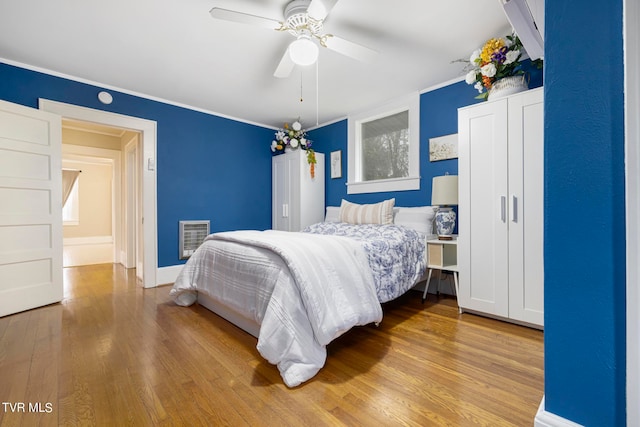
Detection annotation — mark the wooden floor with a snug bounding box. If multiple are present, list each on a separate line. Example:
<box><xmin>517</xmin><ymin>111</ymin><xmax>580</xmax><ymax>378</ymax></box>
<box><xmin>0</xmin><ymin>264</ymin><xmax>544</xmax><ymax>426</ymax></box>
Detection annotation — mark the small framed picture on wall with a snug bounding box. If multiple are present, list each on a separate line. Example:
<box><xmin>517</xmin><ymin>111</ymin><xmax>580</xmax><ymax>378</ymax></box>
<box><xmin>330</xmin><ymin>150</ymin><xmax>342</xmax><ymax>179</ymax></box>
<box><xmin>429</xmin><ymin>134</ymin><xmax>458</xmax><ymax>161</ymax></box>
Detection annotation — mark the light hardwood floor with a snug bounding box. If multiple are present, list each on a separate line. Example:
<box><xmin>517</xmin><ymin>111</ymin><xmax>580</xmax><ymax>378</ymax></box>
<box><xmin>0</xmin><ymin>264</ymin><xmax>544</xmax><ymax>426</ymax></box>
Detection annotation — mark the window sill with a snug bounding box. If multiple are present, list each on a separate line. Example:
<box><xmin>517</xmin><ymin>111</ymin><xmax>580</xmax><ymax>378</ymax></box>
<box><xmin>346</xmin><ymin>176</ymin><xmax>420</xmax><ymax>194</ymax></box>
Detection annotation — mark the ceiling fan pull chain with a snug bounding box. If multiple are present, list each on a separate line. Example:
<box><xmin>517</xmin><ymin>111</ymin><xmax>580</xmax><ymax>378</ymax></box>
<box><xmin>300</xmin><ymin>70</ymin><xmax>304</xmax><ymax>102</ymax></box>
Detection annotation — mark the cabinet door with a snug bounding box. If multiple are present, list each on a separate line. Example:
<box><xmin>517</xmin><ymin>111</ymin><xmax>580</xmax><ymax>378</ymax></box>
<box><xmin>273</xmin><ymin>150</ymin><xmax>325</xmax><ymax>231</ymax></box>
<box><xmin>507</xmin><ymin>89</ymin><xmax>544</xmax><ymax>326</ymax></box>
<box><xmin>458</xmin><ymin>99</ymin><xmax>510</xmax><ymax>317</ymax></box>
<box><xmin>272</xmin><ymin>154</ymin><xmax>291</xmax><ymax>231</ymax></box>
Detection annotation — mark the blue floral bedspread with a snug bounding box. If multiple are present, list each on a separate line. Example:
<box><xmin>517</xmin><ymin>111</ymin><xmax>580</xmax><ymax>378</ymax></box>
<box><xmin>303</xmin><ymin>222</ymin><xmax>426</xmax><ymax>303</ymax></box>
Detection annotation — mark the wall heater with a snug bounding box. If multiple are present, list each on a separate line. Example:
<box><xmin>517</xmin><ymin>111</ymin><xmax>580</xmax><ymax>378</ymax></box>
<box><xmin>179</xmin><ymin>220</ymin><xmax>210</xmax><ymax>260</ymax></box>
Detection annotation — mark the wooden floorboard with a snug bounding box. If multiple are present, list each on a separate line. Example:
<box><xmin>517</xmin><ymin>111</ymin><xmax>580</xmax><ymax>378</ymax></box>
<box><xmin>0</xmin><ymin>263</ymin><xmax>543</xmax><ymax>426</ymax></box>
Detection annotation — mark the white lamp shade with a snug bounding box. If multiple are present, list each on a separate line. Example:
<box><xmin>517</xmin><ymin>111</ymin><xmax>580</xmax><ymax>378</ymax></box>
<box><xmin>289</xmin><ymin>36</ymin><xmax>319</xmax><ymax>66</ymax></box>
<box><xmin>431</xmin><ymin>175</ymin><xmax>458</xmax><ymax>206</ymax></box>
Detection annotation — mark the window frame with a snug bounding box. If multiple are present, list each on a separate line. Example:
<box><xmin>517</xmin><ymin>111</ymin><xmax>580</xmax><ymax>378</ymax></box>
<box><xmin>347</xmin><ymin>92</ymin><xmax>420</xmax><ymax>194</ymax></box>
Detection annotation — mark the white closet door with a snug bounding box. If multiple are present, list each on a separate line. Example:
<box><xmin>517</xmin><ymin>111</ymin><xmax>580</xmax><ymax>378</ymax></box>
<box><xmin>508</xmin><ymin>89</ymin><xmax>545</xmax><ymax>326</ymax></box>
<box><xmin>272</xmin><ymin>154</ymin><xmax>290</xmax><ymax>231</ymax></box>
<box><xmin>0</xmin><ymin>100</ymin><xmax>62</xmax><ymax>317</ymax></box>
<box><xmin>458</xmin><ymin>99</ymin><xmax>510</xmax><ymax>316</ymax></box>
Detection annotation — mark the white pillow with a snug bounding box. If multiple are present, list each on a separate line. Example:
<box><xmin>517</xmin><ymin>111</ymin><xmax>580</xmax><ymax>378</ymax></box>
<box><xmin>324</xmin><ymin>206</ymin><xmax>340</xmax><ymax>222</ymax></box>
<box><xmin>339</xmin><ymin>198</ymin><xmax>395</xmax><ymax>225</ymax></box>
<box><xmin>393</xmin><ymin>206</ymin><xmax>437</xmax><ymax>236</ymax></box>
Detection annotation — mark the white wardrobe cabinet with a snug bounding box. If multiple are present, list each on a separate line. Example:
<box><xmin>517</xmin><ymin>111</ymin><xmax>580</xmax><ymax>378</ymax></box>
<box><xmin>458</xmin><ymin>88</ymin><xmax>544</xmax><ymax>328</ymax></box>
<box><xmin>272</xmin><ymin>150</ymin><xmax>325</xmax><ymax>231</ymax></box>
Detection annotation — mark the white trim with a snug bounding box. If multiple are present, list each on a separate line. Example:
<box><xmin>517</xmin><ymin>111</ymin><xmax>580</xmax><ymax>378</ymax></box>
<box><xmin>346</xmin><ymin>176</ymin><xmax>421</xmax><ymax>193</ymax></box>
<box><xmin>0</xmin><ymin>58</ymin><xmax>463</xmax><ymax>131</ymax></box>
<box><xmin>0</xmin><ymin>57</ymin><xmax>269</xmax><ymax>129</ymax></box>
<box><xmin>347</xmin><ymin>92</ymin><xmax>420</xmax><ymax>194</ymax></box>
<box><xmin>307</xmin><ymin>115</ymin><xmax>348</xmax><ymax>131</ymax></box>
<box><xmin>63</xmin><ymin>235</ymin><xmax>114</xmax><ymax>267</ymax></box>
<box><xmin>122</xmin><ymin>137</ymin><xmax>140</xmax><ymax>270</ymax></box>
<box><xmin>534</xmin><ymin>397</ymin><xmax>585</xmax><ymax>427</ymax></box>
<box><xmin>624</xmin><ymin>0</ymin><xmax>640</xmax><ymax>425</ymax></box>
<box><xmin>64</xmin><ymin>236</ymin><xmax>113</xmax><ymax>246</ymax></box>
<box><xmin>309</xmin><ymin>75</ymin><xmax>467</xmax><ymax>131</ymax></box>
<box><xmin>156</xmin><ymin>265</ymin><xmax>184</xmax><ymax>286</ymax></box>
<box><xmin>62</xmin><ymin>144</ymin><xmax>121</xmax><ymax>160</ymax></box>
<box><xmin>420</xmin><ymin>75</ymin><xmax>466</xmax><ymax>94</ymax></box>
<box><xmin>39</xmin><ymin>99</ymin><xmax>158</xmax><ymax>288</ymax></box>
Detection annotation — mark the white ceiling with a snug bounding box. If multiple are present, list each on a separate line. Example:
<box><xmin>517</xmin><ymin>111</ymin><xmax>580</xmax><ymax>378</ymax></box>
<box><xmin>0</xmin><ymin>0</ymin><xmax>512</xmax><ymax>129</ymax></box>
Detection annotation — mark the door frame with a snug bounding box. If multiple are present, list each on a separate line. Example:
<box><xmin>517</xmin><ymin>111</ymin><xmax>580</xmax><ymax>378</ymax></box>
<box><xmin>123</xmin><ymin>134</ymin><xmax>142</xmax><ymax>274</ymax></box>
<box><xmin>39</xmin><ymin>99</ymin><xmax>158</xmax><ymax>288</ymax></box>
<box><xmin>624</xmin><ymin>0</ymin><xmax>639</xmax><ymax>424</ymax></box>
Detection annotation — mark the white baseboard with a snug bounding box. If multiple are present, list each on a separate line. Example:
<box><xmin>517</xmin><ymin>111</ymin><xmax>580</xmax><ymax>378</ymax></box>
<box><xmin>535</xmin><ymin>397</ymin><xmax>584</xmax><ymax>427</ymax></box>
<box><xmin>156</xmin><ymin>264</ymin><xmax>184</xmax><ymax>286</ymax></box>
<box><xmin>63</xmin><ymin>235</ymin><xmax>114</xmax><ymax>267</ymax></box>
<box><xmin>63</xmin><ymin>235</ymin><xmax>113</xmax><ymax>245</ymax></box>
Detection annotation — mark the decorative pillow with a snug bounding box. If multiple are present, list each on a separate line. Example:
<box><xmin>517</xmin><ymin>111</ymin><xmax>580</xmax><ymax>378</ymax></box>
<box><xmin>393</xmin><ymin>206</ymin><xmax>437</xmax><ymax>236</ymax></box>
<box><xmin>324</xmin><ymin>206</ymin><xmax>340</xmax><ymax>222</ymax></box>
<box><xmin>339</xmin><ymin>198</ymin><xmax>395</xmax><ymax>225</ymax></box>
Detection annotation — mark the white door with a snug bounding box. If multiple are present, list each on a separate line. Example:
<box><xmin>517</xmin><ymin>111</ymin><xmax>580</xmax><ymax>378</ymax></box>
<box><xmin>0</xmin><ymin>100</ymin><xmax>62</xmax><ymax>317</ymax></box>
<box><xmin>458</xmin><ymin>99</ymin><xmax>510</xmax><ymax>316</ymax></box>
<box><xmin>508</xmin><ymin>89</ymin><xmax>545</xmax><ymax>326</ymax></box>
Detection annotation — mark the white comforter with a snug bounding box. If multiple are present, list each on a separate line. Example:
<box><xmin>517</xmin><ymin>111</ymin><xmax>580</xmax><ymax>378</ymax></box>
<box><xmin>170</xmin><ymin>230</ymin><xmax>383</xmax><ymax>387</ymax></box>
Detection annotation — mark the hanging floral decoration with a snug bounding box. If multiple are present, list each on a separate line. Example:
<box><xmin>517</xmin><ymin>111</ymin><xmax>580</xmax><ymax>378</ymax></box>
<box><xmin>271</xmin><ymin>121</ymin><xmax>317</xmax><ymax>178</ymax></box>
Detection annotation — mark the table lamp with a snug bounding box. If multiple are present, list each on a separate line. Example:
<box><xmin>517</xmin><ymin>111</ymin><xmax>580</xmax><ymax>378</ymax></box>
<box><xmin>431</xmin><ymin>174</ymin><xmax>458</xmax><ymax>240</ymax></box>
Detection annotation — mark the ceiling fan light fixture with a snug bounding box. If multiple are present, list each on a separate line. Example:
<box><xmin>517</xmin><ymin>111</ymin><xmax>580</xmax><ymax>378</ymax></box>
<box><xmin>289</xmin><ymin>35</ymin><xmax>319</xmax><ymax>66</ymax></box>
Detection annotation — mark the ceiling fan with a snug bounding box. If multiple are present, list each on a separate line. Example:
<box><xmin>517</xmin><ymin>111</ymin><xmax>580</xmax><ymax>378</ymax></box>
<box><xmin>210</xmin><ymin>0</ymin><xmax>378</xmax><ymax>78</ymax></box>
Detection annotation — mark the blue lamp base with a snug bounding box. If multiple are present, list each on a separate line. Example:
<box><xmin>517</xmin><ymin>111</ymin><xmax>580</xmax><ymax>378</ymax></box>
<box><xmin>435</xmin><ymin>207</ymin><xmax>456</xmax><ymax>239</ymax></box>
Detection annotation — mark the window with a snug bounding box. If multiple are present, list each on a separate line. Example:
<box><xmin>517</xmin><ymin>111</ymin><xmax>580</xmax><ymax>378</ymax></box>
<box><xmin>63</xmin><ymin>177</ymin><xmax>79</xmax><ymax>225</ymax></box>
<box><xmin>347</xmin><ymin>93</ymin><xmax>420</xmax><ymax>194</ymax></box>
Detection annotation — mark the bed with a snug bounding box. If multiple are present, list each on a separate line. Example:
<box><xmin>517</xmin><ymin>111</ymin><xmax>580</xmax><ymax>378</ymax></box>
<box><xmin>170</xmin><ymin>200</ymin><xmax>436</xmax><ymax>387</ymax></box>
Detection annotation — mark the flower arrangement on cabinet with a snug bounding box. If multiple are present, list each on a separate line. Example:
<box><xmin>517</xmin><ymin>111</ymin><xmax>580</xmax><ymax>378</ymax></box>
<box><xmin>271</xmin><ymin>120</ymin><xmax>317</xmax><ymax>178</ymax></box>
<box><xmin>463</xmin><ymin>33</ymin><xmax>527</xmax><ymax>100</ymax></box>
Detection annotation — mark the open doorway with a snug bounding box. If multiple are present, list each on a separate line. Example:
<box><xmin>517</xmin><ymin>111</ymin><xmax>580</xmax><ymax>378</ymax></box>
<box><xmin>39</xmin><ymin>99</ymin><xmax>157</xmax><ymax>288</ymax></box>
<box><xmin>61</xmin><ymin>120</ymin><xmax>142</xmax><ymax>279</ymax></box>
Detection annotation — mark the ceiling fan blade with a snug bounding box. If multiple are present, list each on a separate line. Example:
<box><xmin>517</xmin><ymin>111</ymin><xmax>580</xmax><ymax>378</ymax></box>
<box><xmin>307</xmin><ymin>0</ymin><xmax>340</xmax><ymax>21</ymax></box>
<box><xmin>274</xmin><ymin>48</ymin><xmax>296</xmax><ymax>78</ymax></box>
<box><xmin>323</xmin><ymin>35</ymin><xmax>378</xmax><ymax>63</ymax></box>
<box><xmin>209</xmin><ymin>7</ymin><xmax>281</xmax><ymax>30</ymax></box>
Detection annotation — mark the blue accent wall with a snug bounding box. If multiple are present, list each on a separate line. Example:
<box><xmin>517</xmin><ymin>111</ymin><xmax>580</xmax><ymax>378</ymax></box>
<box><xmin>0</xmin><ymin>62</ymin><xmax>274</xmax><ymax>268</ymax></box>
<box><xmin>309</xmin><ymin>61</ymin><xmax>542</xmax><ymax>212</ymax></box>
<box><xmin>544</xmin><ymin>0</ymin><xmax>626</xmax><ymax>425</ymax></box>
<box><xmin>308</xmin><ymin>88</ymin><xmax>465</xmax><ymax>209</ymax></box>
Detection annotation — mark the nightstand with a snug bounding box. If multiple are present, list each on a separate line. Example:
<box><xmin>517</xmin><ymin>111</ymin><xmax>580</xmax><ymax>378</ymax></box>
<box><xmin>422</xmin><ymin>236</ymin><xmax>461</xmax><ymax>313</ymax></box>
